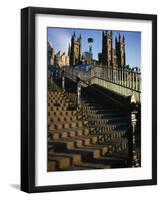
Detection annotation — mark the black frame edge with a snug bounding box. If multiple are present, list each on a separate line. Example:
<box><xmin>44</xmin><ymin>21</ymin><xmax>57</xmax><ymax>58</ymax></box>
<box><xmin>21</xmin><ymin>7</ymin><xmax>29</xmax><ymax>192</ymax></box>
<box><xmin>21</xmin><ymin>7</ymin><xmax>36</xmax><ymax>193</ymax></box>
<box><xmin>152</xmin><ymin>15</ymin><xmax>157</xmax><ymax>185</ymax></box>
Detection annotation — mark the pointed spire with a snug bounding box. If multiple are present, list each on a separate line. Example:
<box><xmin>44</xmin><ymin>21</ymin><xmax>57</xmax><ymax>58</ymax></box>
<box><xmin>122</xmin><ymin>35</ymin><xmax>125</xmax><ymax>43</ymax></box>
<box><xmin>119</xmin><ymin>33</ymin><xmax>121</xmax><ymax>42</ymax></box>
<box><xmin>68</xmin><ymin>43</ymin><xmax>71</xmax><ymax>56</ymax></box>
<box><xmin>102</xmin><ymin>30</ymin><xmax>105</xmax><ymax>37</ymax></box>
<box><xmin>115</xmin><ymin>36</ymin><xmax>117</xmax><ymax>42</ymax></box>
<box><xmin>115</xmin><ymin>36</ymin><xmax>118</xmax><ymax>49</ymax></box>
<box><xmin>79</xmin><ymin>34</ymin><xmax>82</xmax><ymax>41</ymax></box>
<box><xmin>72</xmin><ymin>31</ymin><xmax>76</xmax><ymax>41</ymax></box>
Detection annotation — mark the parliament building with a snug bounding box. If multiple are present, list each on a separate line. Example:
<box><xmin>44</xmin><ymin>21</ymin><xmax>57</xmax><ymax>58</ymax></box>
<box><xmin>69</xmin><ymin>30</ymin><xmax>126</xmax><ymax>68</ymax></box>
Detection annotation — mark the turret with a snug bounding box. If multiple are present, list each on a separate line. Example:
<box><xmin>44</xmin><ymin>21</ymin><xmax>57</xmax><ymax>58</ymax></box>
<box><xmin>110</xmin><ymin>30</ymin><xmax>113</xmax><ymax>37</ymax></box>
<box><xmin>72</xmin><ymin>31</ymin><xmax>76</xmax><ymax>41</ymax></box>
<box><xmin>68</xmin><ymin>43</ymin><xmax>71</xmax><ymax>56</ymax></box>
<box><xmin>122</xmin><ymin>35</ymin><xmax>125</xmax><ymax>43</ymax></box>
<box><xmin>79</xmin><ymin>34</ymin><xmax>82</xmax><ymax>41</ymax></box>
<box><xmin>119</xmin><ymin>33</ymin><xmax>121</xmax><ymax>42</ymax></box>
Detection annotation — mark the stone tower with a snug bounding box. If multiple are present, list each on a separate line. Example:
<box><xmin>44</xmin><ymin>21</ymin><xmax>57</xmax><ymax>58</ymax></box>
<box><xmin>70</xmin><ymin>32</ymin><xmax>82</xmax><ymax>66</ymax></box>
<box><xmin>115</xmin><ymin>34</ymin><xmax>126</xmax><ymax>67</ymax></box>
<box><xmin>47</xmin><ymin>41</ymin><xmax>54</xmax><ymax>66</ymax></box>
<box><xmin>102</xmin><ymin>30</ymin><xmax>113</xmax><ymax>67</ymax></box>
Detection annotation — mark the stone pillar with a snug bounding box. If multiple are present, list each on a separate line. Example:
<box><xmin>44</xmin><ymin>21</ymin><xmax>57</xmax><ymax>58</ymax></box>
<box><xmin>119</xmin><ymin>68</ymin><xmax>121</xmax><ymax>85</ymax></box>
<box><xmin>124</xmin><ymin>71</ymin><xmax>127</xmax><ymax>87</ymax></box>
<box><xmin>61</xmin><ymin>70</ymin><xmax>65</xmax><ymax>90</ymax></box>
<box><xmin>135</xmin><ymin>73</ymin><xmax>138</xmax><ymax>91</ymax></box>
<box><xmin>132</xmin><ymin>72</ymin><xmax>135</xmax><ymax>89</ymax></box>
<box><xmin>121</xmin><ymin>67</ymin><xmax>123</xmax><ymax>86</ymax></box>
<box><xmin>129</xmin><ymin>72</ymin><xmax>131</xmax><ymax>89</ymax></box>
<box><xmin>76</xmin><ymin>75</ymin><xmax>81</xmax><ymax>106</ymax></box>
<box><xmin>129</xmin><ymin>94</ymin><xmax>140</xmax><ymax>167</ymax></box>
<box><xmin>62</xmin><ymin>77</ymin><xmax>65</xmax><ymax>90</ymax></box>
<box><xmin>77</xmin><ymin>81</ymin><xmax>81</xmax><ymax>105</ymax></box>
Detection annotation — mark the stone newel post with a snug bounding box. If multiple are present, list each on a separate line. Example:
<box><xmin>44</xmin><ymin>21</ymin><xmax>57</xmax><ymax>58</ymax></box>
<box><xmin>129</xmin><ymin>93</ymin><xmax>140</xmax><ymax>167</ymax></box>
<box><xmin>61</xmin><ymin>70</ymin><xmax>65</xmax><ymax>90</ymax></box>
<box><xmin>76</xmin><ymin>75</ymin><xmax>81</xmax><ymax>106</ymax></box>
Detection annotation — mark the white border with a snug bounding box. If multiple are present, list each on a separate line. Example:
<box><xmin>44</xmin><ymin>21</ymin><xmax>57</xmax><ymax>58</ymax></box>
<box><xmin>35</xmin><ymin>14</ymin><xmax>152</xmax><ymax>186</ymax></box>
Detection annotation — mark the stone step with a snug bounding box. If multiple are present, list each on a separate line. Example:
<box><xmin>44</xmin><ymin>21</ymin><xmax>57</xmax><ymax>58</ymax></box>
<box><xmin>48</xmin><ymin>106</ymin><xmax>68</xmax><ymax>111</ymax></box>
<box><xmin>48</xmin><ymin>136</ymin><xmax>96</xmax><ymax>149</ymax></box>
<box><xmin>48</xmin><ymin>110</ymin><xmax>77</xmax><ymax>116</ymax></box>
<box><xmin>87</xmin><ymin>116</ymin><xmax>127</xmax><ymax>123</ymax></box>
<box><xmin>48</xmin><ymin>97</ymin><xmax>65</xmax><ymax>101</ymax></box>
<box><xmin>49</xmin><ymin>129</ymin><xmax>126</xmax><ymax>144</ymax></box>
<box><xmin>48</xmin><ymin>156</ymin><xmax>71</xmax><ymax>170</ymax></box>
<box><xmin>48</xmin><ymin>160</ymin><xmax>57</xmax><ymax>171</ymax></box>
<box><xmin>48</xmin><ymin>140</ymin><xmax>75</xmax><ymax>150</ymax></box>
<box><xmin>68</xmin><ymin>166</ymin><xmax>91</xmax><ymax>170</ymax></box>
<box><xmin>88</xmin><ymin>156</ymin><xmax>127</xmax><ymax>167</ymax></box>
<box><xmin>83</xmin><ymin>141</ymin><xmax>128</xmax><ymax>155</ymax></box>
<box><xmin>88</xmin><ymin>122</ymin><xmax>127</xmax><ymax>131</ymax></box>
<box><xmin>74</xmin><ymin>162</ymin><xmax>111</xmax><ymax>169</ymax></box>
<box><xmin>87</xmin><ymin>119</ymin><xmax>120</xmax><ymax>125</ymax></box>
<box><xmin>48</xmin><ymin>91</ymin><xmax>64</xmax><ymax>95</ymax></box>
<box><xmin>48</xmin><ymin>116</ymin><xmax>77</xmax><ymax>123</ymax></box>
<box><xmin>48</xmin><ymin>104</ymin><xmax>68</xmax><ymax>108</ymax></box>
<box><xmin>66</xmin><ymin>148</ymin><xmax>102</xmax><ymax>159</ymax></box>
<box><xmin>48</xmin><ymin>152</ymin><xmax>82</xmax><ymax>165</ymax></box>
<box><xmin>92</xmin><ymin>112</ymin><xmax>126</xmax><ymax>118</ymax></box>
<box><xmin>50</xmin><ymin>135</ymin><xmax>98</xmax><ymax>147</ymax></box>
<box><xmin>90</xmin><ymin>131</ymin><xmax>126</xmax><ymax>141</ymax></box>
<box><xmin>48</xmin><ymin>121</ymin><xmax>84</xmax><ymax>130</ymax></box>
<box><xmin>48</xmin><ymin>127</ymin><xmax>91</xmax><ymax>139</ymax></box>
<box><xmin>48</xmin><ymin>96</ymin><xmax>65</xmax><ymax>100</ymax></box>
<box><xmin>49</xmin><ymin>131</ymin><xmax>88</xmax><ymax>140</ymax></box>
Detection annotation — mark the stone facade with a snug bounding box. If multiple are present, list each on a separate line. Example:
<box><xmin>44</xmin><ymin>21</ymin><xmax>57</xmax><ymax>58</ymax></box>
<box><xmin>55</xmin><ymin>51</ymin><xmax>70</xmax><ymax>67</ymax></box>
<box><xmin>70</xmin><ymin>32</ymin><xmax>82</xmax><ymax>66</ymax></box>
<box><xmin>48</xmin><ymin>41</ymin><xmax>54</xmax><ymax>66</ymax></box>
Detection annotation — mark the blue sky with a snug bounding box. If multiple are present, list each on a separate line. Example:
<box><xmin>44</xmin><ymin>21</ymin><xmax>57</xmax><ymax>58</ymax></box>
<box><xmin>48</xmin><ymin>27</ymin><xmax>141</xmax><ymax>68</ymax></box>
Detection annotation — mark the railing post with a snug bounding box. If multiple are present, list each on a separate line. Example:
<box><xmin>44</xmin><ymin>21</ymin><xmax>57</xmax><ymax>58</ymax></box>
<box><xmin>128</xmin><ymin>94</ymin><xmax>140</xmax><ymax>167</ymax></box>
<box><xmin>129</xmin><ymin>71</ymin><xmax>131</xmax><ymax>89</ymax></box>
<box><xmin>138</xmin><ymin>73</ymin><xmax>141</xmax><ymax>92</ymax></box>
<box><xmin>76</xmin><ymin>76</ymin><xmax>81</xmax><ymax>106</ymax></box>
<box><xmin>132</xmin><ymin>72</ymin><xmax>135</xmax><ymax>89</ymax></box>
<box><xmin>125</xmin><ymin>70</ymin><xmax>127</xmax><ymax>87</ymax></box>
<box><xmin>136</xmin><ymin>73</ymin><xmax>138</xmax><ymax>91</ymax></box>
<box><xmin>61</xmin><ymin>69</ymin><xmax>65</xmax><ymax>90</ymax></box>
<box><xmin>119</xmin><ymin>68</ymin><xmax>121</xmax><ymax>85</ymax></box>
<box><xmin>121</xmin><ymin>67</ymin><xmax>123</xmax><ymax>86</ymax></box>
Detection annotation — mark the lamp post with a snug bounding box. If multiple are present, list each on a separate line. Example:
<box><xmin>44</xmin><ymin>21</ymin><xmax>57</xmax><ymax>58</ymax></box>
<box><xmin>88</xmin><ymin>38</ymin><xmax>94</xmax><ymax>65</ymax></box>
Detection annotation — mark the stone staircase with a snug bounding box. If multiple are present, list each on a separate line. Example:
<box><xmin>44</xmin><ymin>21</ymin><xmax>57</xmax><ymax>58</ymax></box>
<box><xmin>48</xmin><ymin>81</ymin><xmax>129</xmax><ymax>171</ymax></box>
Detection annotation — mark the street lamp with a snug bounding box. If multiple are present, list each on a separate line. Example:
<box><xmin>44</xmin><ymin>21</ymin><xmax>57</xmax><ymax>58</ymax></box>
<box><xmin>88</xmin><ymin>37</ymin><xmax>94</xmax><ymax>65</ymax></box>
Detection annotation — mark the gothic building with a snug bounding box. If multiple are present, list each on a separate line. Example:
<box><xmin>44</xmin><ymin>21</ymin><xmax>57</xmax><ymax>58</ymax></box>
<box><xmin>55</xmin><ymin>51</ymin><xmax>70</xmax><ymax>67</ymax></box>
<box><xmin>70</xmin><ymin>32</ymin><xmax>82</xmax><ymax>66</ymax></box>
<box><xmin>69</xmin><ymin>30</ymin><xmax>126</xmax><ymax>68</ymax></box>
<box><xmin>48</xmin><ymin>41</ymin><xmax>54</xmax><ymax>66</ymax></box>
<box><xmin>102</xmin><ymin>31</ymin><xmax>126</xmax><ymax>68</ymax></box>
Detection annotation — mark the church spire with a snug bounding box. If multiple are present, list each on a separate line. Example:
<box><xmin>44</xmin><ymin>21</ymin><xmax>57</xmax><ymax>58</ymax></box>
<box><xmin>122</xmin><ymin>35</ymin><xmax>125</xmax><ymax>43</ymax></box>
<box><xmin>119</xmin><ymin>33</ymin><xmax>121</xmax><ymax>42</ymax></box>
<box><xmin>79</xmin><ymin>34</ymin><xmax>82</xmax><ymax>40</ymax></box>
<box><xmin>68</xmin><ymin>43</ymin><xmax>71</xmax><ymax>56</ymax></box>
